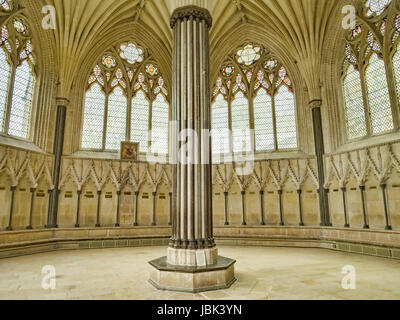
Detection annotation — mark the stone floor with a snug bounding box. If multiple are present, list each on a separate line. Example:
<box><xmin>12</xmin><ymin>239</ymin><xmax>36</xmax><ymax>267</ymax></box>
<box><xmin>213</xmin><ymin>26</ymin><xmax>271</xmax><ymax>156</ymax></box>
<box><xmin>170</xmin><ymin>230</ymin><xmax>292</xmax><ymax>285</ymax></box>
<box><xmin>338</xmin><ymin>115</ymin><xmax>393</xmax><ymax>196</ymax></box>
<box><xmin>0</xmin><ymin>246</ymin><xmax>399</xmax><ymax>300</ymax></box>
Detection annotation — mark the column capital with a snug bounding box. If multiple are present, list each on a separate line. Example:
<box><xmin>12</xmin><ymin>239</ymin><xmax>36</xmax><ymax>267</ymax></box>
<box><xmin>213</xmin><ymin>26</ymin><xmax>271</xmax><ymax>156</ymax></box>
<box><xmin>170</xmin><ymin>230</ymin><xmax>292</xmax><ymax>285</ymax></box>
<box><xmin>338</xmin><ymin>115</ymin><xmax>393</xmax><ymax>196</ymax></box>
<box><xmin>309</xmin><ymin>99</ymin><xmax>322</xmax><ymax>109</ymax></box>
<box><xmin>170</xmin><ymin>5</ymin><xmax>213</xmax><ymax>29</ymax></box>
<box><xmin>56</xmin><ymin>97</ymin><xmax>70</xmax><ymax>106</ymax></box>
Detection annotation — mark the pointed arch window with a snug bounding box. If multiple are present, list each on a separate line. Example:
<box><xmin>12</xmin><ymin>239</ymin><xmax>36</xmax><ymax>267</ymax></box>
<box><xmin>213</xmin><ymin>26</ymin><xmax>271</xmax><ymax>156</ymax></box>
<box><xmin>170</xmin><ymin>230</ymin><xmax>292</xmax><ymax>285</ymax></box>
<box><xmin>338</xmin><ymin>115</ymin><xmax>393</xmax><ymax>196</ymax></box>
<box><xmin>211</xmin><ymin>94</ymin><xmax>230</xmax><ymax>154</ymax></box>
<box><xmin>82</xmin><ymin>83</ymin><xmax>105</xmax><ymax>149</ymax></box>
<box><xmin>212</xmin><ymin>47</ymin><xmax>298</xmax><ymax>155</ymax></box>
<box><xmin>106</xmin><ymin>86</ymin><xmax>127</xmax><ymax>150</ymax></box>
<box><xmin>253</xmin><ymin>88</ymin><xmax>274</xmax><ymax>151</ymax></box>
<box><xmin>0</xmin><ymin>15</ymin><xmax>36</xmax><ymax>139</ymax></box>
<box><xmin>342</xmin><ymin>2</ymin><xmax>399</xmax><ymax>140</ymax></box>
<box><xmin>131</xmin><ymin>90</ymin><xmax>149</xmax><ymax>152</ymax></box>
<box><xmin>0</xmin><ymin>46</ymin><xmax>10</xmax><ymax>130</ymax></box>
<box><xmin>151</xmin><ymin>93</ymin><xmax>169</xmax><ymax>155</ymax></box>
<box><xmin>231</xmin><ymin>91</ymin><xmax>251</xmax><ymax>153</ymax></box>
<box><xmin>81</xmin><ymin>43</ymin><xmax>169</xmax><ymax>154</ymax></box>
<box><xmin>365</xmin><ymin>53</ymin><xmax>393</xmax><ymax>134</ymax></box>
<box><xmin>275</xmin><ymin>85</ymin><xmax>297</xmax><ymax>149</ymax></box>
<box><xmin>343</xmin><ymin>64</ymin><xmax>367</xmax><ymax>139</ymax></box>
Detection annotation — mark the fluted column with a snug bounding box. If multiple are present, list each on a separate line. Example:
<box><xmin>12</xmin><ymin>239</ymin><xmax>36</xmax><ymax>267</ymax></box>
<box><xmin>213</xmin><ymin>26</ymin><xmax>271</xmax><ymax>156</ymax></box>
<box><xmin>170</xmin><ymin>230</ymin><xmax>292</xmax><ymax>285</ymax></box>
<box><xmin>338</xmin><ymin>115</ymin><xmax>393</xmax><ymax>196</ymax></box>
<box><xmin>310</xmin><ymin>100</ymin><xmax>331</xmax><ymax>227</ymax></box>
<box><xmin>149</xmin><ymin>4</ymin><xmax>236</xmax><ymax>292</ymax></box>
<box><xmin>26</xmin><ymin>188</ymin><xmax>36</xmax><ymax>230</ymax></box>
<box><xmin>75</xmin><ymin>190</ymin><xmax>82</xmax><ymax>228</ymax></box>
<box><xmin>47</xmin><ymin>98</ymin><xmax>68</xmax><ymax>228</ymax></box>
<box><xmin>341</xmin><ymin>187</ymin><xmax>350</xmax><ymax>228</ymax></box>
<box><xmin>133</xmin><ymin>191</ymin><xmax>139</xmax><ymax>226</ymax></box>
<box><xmin>168</xmin><ymin>5</ymin><xmax>216</xmax><ymax>265</ymax></box>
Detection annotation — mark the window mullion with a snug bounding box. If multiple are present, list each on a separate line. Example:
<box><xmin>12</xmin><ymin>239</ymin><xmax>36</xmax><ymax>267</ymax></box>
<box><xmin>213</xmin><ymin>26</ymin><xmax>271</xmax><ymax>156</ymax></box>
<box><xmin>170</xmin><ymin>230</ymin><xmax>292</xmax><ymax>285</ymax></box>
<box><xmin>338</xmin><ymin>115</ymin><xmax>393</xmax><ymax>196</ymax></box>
<box><xmin>359</xmin><ymin>68</ymin><xmax>373</xmax><ymax>136</ymax></box>
<box><xmin>4</xmin><ymin>66</ymin><xmax>16</xmax><ymax>134</ymax></box>
<box><xmin>271</xmin><ymin>91</ymin><xmax>278</xmax><ymax>151</ymax></box>
<box><xmin>102</xmin><ymin>93</ymin><xmax>109</xmax><ymax>150</ymax></box>
<box><xmin>126</xmin><ymin>92</ymin><xmax>132</xmax><ymax>142</ymax></box>
<box><xmin>248</xmin><ymin>90</ymin><xmax>255</xmax><ymax>154</ymax></box>
<box><xmin>148</xmin><ymin>98</ymin><xmax>153</xmax><ymax>154</ymax></box>
<box><xmin>383</xmin><ymin>57</ymin><xmax>400</xmax><ymax>130</ymax></box>
<box><xmin>227</xmin><ymin>98</ymin><xmax>233</xmax><ymax>155</ymax></box>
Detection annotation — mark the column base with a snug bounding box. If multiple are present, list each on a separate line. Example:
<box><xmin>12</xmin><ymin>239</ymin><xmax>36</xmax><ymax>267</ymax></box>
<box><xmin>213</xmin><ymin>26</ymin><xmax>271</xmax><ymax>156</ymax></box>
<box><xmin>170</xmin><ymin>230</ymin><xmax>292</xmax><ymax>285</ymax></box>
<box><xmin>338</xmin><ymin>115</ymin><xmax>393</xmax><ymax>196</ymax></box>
<box><xmin>167</xmin><ymin>247</ymin><xmax>218</xmax><ymax>266</ymax></box>
<box><xmin>149</xmin><ymin>256</ymin><xmax>236</xmax><ymax>293</ymax></box>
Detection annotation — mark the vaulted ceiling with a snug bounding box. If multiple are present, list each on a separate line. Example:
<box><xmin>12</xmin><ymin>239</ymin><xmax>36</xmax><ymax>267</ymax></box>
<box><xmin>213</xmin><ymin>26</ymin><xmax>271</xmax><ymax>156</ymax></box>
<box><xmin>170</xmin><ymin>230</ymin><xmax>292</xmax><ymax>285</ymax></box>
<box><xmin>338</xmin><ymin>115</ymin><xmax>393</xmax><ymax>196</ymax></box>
<box><xmin>21</xmin><ymin>0</ymin><xmax>347</xmax><ymax>99</ymax></box>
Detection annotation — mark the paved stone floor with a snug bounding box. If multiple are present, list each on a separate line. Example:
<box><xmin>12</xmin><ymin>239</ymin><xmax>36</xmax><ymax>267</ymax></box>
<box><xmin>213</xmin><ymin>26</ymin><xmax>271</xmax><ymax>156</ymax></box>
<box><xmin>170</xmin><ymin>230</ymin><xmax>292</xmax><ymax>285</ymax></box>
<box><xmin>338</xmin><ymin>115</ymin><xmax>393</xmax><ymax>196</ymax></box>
<box><xmin>0</xmin><ymin>246</ymin><xmax>399</xmax><ymax>300</ymax></box>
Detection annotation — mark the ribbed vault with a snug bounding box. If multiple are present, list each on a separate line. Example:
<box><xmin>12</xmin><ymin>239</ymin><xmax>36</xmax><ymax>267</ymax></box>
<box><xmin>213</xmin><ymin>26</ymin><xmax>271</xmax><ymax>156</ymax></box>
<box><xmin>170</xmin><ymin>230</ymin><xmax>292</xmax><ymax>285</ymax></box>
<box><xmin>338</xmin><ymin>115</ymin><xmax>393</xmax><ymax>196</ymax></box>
<box><xmin>20</xmin><ymin>0</ymin><xmax>348</xmax><ymax>101</ymax></box>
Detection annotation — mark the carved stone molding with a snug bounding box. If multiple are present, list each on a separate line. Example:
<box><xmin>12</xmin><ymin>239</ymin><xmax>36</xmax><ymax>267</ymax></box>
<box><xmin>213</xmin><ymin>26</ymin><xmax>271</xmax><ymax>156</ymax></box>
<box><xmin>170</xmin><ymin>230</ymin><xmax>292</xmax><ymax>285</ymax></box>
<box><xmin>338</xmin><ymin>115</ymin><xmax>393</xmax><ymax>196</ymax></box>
<box><xmin>170</xmin><ymin>5</ymin><xmax>213</xmax><ymax>29</ymax></box>
<box><xmin>309</xmin><ymin>99</ymin><xmax>322</xmax><ymax>109</ymax></box>
<box><xmin>56</xmin><ymin>97</ymin><xmax>70</xmax><ymax>107</ymax></box>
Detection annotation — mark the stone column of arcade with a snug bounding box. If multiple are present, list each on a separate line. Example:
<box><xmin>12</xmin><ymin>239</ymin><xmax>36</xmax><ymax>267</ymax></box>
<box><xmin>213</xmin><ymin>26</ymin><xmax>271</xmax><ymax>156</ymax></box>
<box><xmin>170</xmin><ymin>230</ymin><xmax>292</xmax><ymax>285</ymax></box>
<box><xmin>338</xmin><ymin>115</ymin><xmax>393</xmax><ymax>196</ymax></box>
<box><xmin>149</xmin><ymin>5</ymin><xmax>236</xmax><ymax>293</ymax></box>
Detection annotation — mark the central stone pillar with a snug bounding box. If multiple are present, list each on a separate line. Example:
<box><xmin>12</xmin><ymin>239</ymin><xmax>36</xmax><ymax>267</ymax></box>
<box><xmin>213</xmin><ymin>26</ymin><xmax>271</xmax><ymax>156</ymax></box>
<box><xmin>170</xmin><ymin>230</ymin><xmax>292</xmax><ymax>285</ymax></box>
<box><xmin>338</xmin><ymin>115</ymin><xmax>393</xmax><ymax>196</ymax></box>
<box><xmin>149</xmin><ymin>5</ymin><xmax>236</xmax><ymax>293</ymax></box>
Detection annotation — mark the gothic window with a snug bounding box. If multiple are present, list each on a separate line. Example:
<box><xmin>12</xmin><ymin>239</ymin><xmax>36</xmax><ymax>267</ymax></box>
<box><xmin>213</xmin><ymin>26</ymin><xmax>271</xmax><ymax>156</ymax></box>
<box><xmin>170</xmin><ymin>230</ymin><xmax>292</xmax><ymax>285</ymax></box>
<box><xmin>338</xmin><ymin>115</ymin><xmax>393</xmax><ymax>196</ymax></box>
<box><xmin>131</xmin><ymin>90</ymin><xmax>149</xmax><ymax>152</ymax></box>
<box><xmin>81</xmin><ymin>42</ymin><xmax>169</xmax><ymax>153</ymax></box>
<box><xmin>342</xmin><ymin>1</ymin><xmax>399</xmax><ymax>140</ymax></box>
<box><xmin>0</xmin><ymin>0</ymin><xmax>11</xmax><ymax>11</ymax></box>
<box><xmin>150</xmin><ymin>93</ymin><xmax>169</xmax><ymax>155</ymax></box>
<box><xmin>365</xmin><ymin>53</ymin><xmax>393</xmax><ymax>134</ymax></box>
<box><xmin>275</xmin><ymin>85</ymin><xmax>297</xmax><ymax>149</ymax></box>
<box><xmin>343</xmin><ymin>64</ymin><xmax>367</xmax><ymax>139</ymax></box>
<box><xmin>82</xmin><ymin>84</ymin><xmax>105</xmax><ymax>149</ymax></box>
<box><xmin>0</xmin><ymin>13</ymin><xmax>35</xmax><ymax>139</ymax></box>
<box><xmin>366</xmin><ymin>0</ymin><xmax>392</xmax><ymax>16</ymax></box>
<box><xmin>105</xmin><ymin>86</ymin><xmax>127</xmax><ymax>150</ymax></box>
<box><xmin>212</xmin><ymin>45</ymin><xmax>298</xmax><ymax>155</ymax></box>
<box><xmin>231</xmin><ymin>91</ymin><xmax>251</xmax><ymax>153</ymax></box>
<box><xmin>253</xmin><ymin>88</ymin><xmax>273</xmax><ymax>151</ymax></box>
<box><xmin>211</xmin><ymin>93</ymin><xmax>230</xmax><ymax>154</ymax></box>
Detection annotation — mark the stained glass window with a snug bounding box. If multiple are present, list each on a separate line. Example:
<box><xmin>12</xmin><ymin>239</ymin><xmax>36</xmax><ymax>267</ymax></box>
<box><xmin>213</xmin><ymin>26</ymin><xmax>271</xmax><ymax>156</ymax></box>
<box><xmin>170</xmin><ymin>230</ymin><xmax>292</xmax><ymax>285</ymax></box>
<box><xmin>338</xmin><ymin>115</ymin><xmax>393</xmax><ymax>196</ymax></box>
<box><xmin>365</xmin><ymin>53</ymin><xmax>393</xmax><ymax>134</ymax></box>
<box><xmin>231</xmin><ymin>91</ymin><xmax>251</xmax><ymax>153</ymax></box>
<box><xmin>105</xmin><ymin>87</ymin><xmax>127</xmax><ymax>150</ymax></box>
<box><xmin>253</xmin><ymin>88</ymin><xmax>274</xmax><ymax>151</ymax></box>
<box><xmin>8</xmin><ymin>60</ymin><xmax>35</xmax><ymax>138</ymax></box>
<box><xmin>0</xmin><ymin>0</ymin><xmax>10</xmax><ymax>11</ymax></box>
<box><xmin>343</xmin><ymin>65</ymin><xmax>367</xmax><ymax>139</ymax></box>
<box><xmin>151</xmin><ymin>94</ymin><xmax>169</xmax><ymax>155</ymax></box>
<box><xmin>211</xmin><ymin>94</ymin><xmax>230</xmax><ymax>154</ymax></box>
<box><xmin>82</xmin><ymin>43</ymin><xmax>169</xmax><ymax>154</ymax></box>
<box><xmin>212</xmin><ymin>45</ymin><xmax>298</xmax><ymax>155</ymax></box>
<box><xmin>342</xmin><ymin>3</ymin><xmax>399</xmax><ymax>141</ymax></box>
<box><xmin>82</xmin><ymin>84</ymin><xmax>105</xmax><ymax>149</ymax></box>
<box><xmin>275</xmin><ymin>86</ymin><xmax>297</xmax><ymax>149</ymax></box>
<box><xmin>0</xmin><ymin>15</ymin><xmax>36</xmax><ymax>139</ymax></box>
<box><xmin>237</xmin><ymin>45</ymin><xmax>261</xmax><ymax>66</ymax></box>
<box><xmin>366</xmin><ymin>0</ymin><xmax>391</xmax><ymax>16</ymax></box>
<box><xmin>0</xmin><ymin>47</ymin><xmax>10</xmax><ymax>132</ymax></box>
<box><xmin>131</xmin><ymin>90</ymin><xmax>149</xmax><ymax>152</ymax></box>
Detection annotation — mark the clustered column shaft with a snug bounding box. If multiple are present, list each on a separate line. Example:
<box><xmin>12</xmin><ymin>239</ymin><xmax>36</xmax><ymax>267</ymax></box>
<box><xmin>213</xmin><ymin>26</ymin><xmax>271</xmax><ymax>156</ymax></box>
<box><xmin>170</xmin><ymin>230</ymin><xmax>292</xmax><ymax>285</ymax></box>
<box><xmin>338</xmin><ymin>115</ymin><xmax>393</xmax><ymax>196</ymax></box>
<box><xmin>169</xmin><ymin>6</ymin><xmax>214</xmax><ymax>250</ymax></box>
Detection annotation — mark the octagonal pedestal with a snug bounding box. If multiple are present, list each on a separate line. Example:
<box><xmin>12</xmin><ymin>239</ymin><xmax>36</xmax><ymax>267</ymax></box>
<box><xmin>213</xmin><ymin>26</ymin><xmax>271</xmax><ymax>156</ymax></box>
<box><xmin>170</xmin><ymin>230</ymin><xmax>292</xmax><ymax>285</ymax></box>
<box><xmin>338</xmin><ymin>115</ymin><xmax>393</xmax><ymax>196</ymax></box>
<box><xmin>149</xmin><ymin>256</ymin><xmax>236</xmax><ymax>293</ymax></box>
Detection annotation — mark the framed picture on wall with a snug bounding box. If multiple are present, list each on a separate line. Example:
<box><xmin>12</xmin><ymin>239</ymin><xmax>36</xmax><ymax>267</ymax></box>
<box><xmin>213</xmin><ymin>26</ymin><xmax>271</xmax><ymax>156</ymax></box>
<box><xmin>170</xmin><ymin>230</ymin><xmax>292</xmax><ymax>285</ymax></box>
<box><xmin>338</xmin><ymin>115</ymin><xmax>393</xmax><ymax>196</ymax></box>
<box><xmin>120</xmin><ymin>142</ymin><xmax>139</xmax><ymax>161</ymax></box>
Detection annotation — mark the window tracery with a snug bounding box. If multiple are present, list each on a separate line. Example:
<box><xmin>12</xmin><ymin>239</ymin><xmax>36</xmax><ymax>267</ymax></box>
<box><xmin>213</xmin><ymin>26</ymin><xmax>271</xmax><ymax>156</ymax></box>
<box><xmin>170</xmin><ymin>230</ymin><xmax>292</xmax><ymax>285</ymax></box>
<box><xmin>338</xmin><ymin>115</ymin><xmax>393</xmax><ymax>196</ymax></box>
<box><xmin>0</xmin><ymin>4</ymin><xmax>35</xmax><ymax>139</ymax></box>
<box><xmin>82</xmin><ymin>42</ymin><xmax>169</xmax><ymax>154</ymax></box>
<box><xmin>212</xmin><ymin>44</ymin><xmax>298</xmax><ymax>155</ymax></box>
<box><xmin>342</xmin><ymin>0</ymin><xmax>399</xmax><ymax>140</ymax></box>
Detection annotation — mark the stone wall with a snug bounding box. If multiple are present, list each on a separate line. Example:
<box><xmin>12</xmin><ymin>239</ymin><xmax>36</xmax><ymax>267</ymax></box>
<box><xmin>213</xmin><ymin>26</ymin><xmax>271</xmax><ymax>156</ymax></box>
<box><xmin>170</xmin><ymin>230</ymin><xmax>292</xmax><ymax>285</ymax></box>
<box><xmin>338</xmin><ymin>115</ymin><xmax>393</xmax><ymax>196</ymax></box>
<box><xmin>0</xmin><ymin>141</ymin><xmax>400</xmax><ymax>232</ymax></box>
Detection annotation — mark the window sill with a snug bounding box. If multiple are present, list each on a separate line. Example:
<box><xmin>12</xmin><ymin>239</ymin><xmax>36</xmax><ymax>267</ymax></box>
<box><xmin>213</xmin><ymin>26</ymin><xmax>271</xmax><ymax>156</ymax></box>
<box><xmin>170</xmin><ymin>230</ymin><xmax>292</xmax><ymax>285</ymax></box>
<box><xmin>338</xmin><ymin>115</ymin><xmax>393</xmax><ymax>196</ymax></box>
<box><xmin>67</xmin><ymin>150</ymin><xmax>169</xmax><ymax>163</ymax></box>
<box><xmin>0</xmin><ymin>134</ymin><xmax>46</xmax><ymax>154</ymax></box>
<box><xmin>333</xmin><ymin>131</ymin><xmax>400</xmax><ymax>155</ymax></box>
<box><xmin>212</xmin><ymin>150</ymin><xmax>313</xmax><ymax>163</ymax></box>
